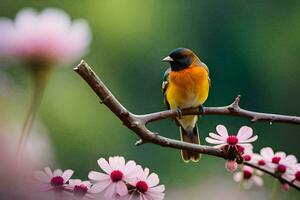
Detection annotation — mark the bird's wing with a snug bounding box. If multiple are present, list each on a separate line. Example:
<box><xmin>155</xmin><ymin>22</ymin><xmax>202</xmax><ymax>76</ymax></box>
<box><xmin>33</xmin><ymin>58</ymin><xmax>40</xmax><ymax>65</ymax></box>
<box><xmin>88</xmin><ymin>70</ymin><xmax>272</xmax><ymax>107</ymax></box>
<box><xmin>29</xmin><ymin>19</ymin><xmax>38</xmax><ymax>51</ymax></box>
<box><xmin>162</xmin><ymin>67</ymin><xmax>171</xmax><ymax>109</ymax></box>
<box><xmin>201</xmin><ymin>62</ymin><xmax>211</xmax><ymax>87</ymax></box>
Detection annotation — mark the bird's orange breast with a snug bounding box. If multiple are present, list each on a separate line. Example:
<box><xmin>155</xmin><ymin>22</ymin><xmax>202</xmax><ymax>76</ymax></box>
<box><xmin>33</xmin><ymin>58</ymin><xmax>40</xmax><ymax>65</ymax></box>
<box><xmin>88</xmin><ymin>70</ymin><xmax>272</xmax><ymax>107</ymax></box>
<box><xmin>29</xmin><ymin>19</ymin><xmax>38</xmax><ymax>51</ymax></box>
<box><xmin>166</xmin><ymin>66</ymin><xmax>210</xmax><ymax>110</ymax></box>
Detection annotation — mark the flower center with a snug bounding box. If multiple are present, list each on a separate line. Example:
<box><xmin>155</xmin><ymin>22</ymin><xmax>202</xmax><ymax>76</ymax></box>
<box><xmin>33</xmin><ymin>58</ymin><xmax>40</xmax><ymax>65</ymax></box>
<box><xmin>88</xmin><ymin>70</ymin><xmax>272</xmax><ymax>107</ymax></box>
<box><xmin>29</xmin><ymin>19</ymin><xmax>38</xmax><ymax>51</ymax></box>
<box><xmin>136</xmin><ymin>181</ymin><xmax>149</xmax><ymax>193</ymax></box>
<box><xmin>110</xmin><ymin>170</ymin><xmax>123</xmax><ymax>182</ymax></box>
<box><xmin>277</xmin><ymin>164</ymin><xmax>286</xmax><ymax>173</ymax></box>
<box><xmin>243</xmin><ymin>170</ymin><xmax>252</xmax><ymax>179</ymax></box>
<box><xmin>50</xmin><ymin>176</ymin><xmax>64</xmax><ymax>186</ymax></box>
<box><xmin>74</xmin><ymin>185</ymin><xmax>88</xmax><ymax>196</ymax></box>
<box><xmin>272</xmin><ymin>156</ymin><xmax>281</xmax><ymax>164</ymax></box>
<box><xmin>243</xmin><ymin>154</ymin><xmax>251</xmax><ymax>161</ymax></box>
<box><xmin>237</xmin><ymin>145</ymin><xmax>244</xmax><ymax>154</ymax></box>
<box><xmin>227</xmin><ymin>136</ymin><xmax>238</xmax><ymax>145</ymax></box>
<box><xmin>295</xmin><ymin>171</ymin><xmax>300</xmax><ymax>181</ymax></box>
<box><xmin>258</xmin><ymin>159</ymin><xmax>266</xmax><ymax>166</ymax></box>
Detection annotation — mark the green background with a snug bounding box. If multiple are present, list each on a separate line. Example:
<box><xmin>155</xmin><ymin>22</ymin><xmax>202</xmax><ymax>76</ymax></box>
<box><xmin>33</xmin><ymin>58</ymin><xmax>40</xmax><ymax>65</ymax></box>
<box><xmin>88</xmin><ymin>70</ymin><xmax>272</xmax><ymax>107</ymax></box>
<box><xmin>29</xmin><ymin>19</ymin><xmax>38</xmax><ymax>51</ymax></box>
<box><xmin>1</xmin><ymin>0</ymin><xmax>300</xmax><ymax>199</ymax></box>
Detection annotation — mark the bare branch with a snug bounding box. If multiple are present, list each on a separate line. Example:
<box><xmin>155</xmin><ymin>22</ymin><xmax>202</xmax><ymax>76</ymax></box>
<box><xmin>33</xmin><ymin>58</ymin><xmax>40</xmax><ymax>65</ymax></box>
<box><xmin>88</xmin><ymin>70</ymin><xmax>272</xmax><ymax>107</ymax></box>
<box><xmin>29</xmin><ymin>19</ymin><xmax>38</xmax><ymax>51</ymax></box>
<box><xmin>74</xmin><ymin>60</ymin><xmax>300</xmax><ymax>191</ymax></box>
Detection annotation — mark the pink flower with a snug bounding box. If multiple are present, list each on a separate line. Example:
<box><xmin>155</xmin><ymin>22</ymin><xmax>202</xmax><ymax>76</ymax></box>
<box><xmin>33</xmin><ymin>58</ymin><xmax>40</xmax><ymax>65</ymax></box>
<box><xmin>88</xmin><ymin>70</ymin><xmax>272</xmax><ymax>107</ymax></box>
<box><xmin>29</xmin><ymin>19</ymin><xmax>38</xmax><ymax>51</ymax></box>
<box><xmin>65</xmin><ymin>179</ymin><xmax>94</xmax><ymax>198</ymax></box>
<box><xmin>34</xmin><ymin>167</ymin><xmax>74</xmax><ymax>191</ymax></box>
<box><xmin>260</xmin><ymin>147</ymin><xmax>297</xmax><ymax>179</ymax></box>
<box><xmin>233</xmin><ymin>166</ymin><xmax>263</xmax><ymax>189</ymax></box>
<box><xmin>127</xmin><ymin>168</ymin><xmax>165</xmax><ymax>200</ymax></box>
<box><xmin>281</xmin><ymin>183</ymin><xmax>290</xmax><ymax>192</ymax></box>
<box><xmin>293</xmin><ymin>164</ymin><xmax>300</xmax><ymax>187</ymax></box>
<box><xmin>88</xmin><ymin>156</ymin><xmax>142</xmax><ymax>198</ymax></box>
<box><xmin>0</xmin><ymin>8</ymin><xmax>91</xmax><ymax>66</ymax></box>
<box><xmin>205</xmin><ymin>125</ymin><xmax>258</xmax><ymax>152</ymax></box>
<box><xmin>225</xmin><ymin>160</ymin><xmax>238</xmax><ymax>172</ymax></box>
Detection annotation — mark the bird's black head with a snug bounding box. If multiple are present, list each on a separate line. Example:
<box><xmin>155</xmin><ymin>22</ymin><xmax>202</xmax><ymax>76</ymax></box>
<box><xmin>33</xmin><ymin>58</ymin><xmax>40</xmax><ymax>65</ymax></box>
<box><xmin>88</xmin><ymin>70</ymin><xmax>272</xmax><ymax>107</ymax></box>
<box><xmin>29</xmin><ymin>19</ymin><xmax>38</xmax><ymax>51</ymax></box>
<box><xmin>162</xmin><ymin>48</ymin><xmax>200</xmax><ymax>71</ymax></box>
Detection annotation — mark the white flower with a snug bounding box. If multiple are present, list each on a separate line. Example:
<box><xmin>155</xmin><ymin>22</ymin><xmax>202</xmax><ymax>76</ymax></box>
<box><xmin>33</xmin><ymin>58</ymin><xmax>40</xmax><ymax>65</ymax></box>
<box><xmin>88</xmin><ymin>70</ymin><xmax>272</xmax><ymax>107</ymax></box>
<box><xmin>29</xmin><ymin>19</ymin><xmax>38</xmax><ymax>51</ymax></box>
<box><xmin>66</xmin><ymin>179</ymin><xmax>94</xmax><ymax>198</ymax></box>
<box><xmin>88</xmin><ymin>156</ymin><xmax>142</xmax><ymax>198</ymax></box>
<box><xmin>34</xmin><ymin>167</ymin><xmax>73</xmax><ymax>190</ymax></box>
<box><xmin>205</xmin><ymin>125</ymin><xmax>258</xmax><ymax>152</ymax></box>
<box><xmin>260</xmin><ymin>147</ymin><xmax>297</xmax><ymax>179</ymax></box>
<box><xmin>127</xmin><ymin>168</ymin><xmax>165</xmax><ymax>200</ymax></box>
<box><xmin>233</xmin><ymin>166</ymin><xmax>263</xmax><ymax>189</ymax></box>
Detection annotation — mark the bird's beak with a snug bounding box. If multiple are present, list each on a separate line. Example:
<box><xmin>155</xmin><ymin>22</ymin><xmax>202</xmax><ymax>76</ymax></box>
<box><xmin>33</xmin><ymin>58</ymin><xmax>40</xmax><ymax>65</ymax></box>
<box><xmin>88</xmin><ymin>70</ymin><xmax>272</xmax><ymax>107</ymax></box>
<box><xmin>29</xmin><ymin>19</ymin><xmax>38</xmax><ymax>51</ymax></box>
<box><xmin>162</xmin><ymin>56</ymin><xmax>173</xmax><ymax>62</ymax></box>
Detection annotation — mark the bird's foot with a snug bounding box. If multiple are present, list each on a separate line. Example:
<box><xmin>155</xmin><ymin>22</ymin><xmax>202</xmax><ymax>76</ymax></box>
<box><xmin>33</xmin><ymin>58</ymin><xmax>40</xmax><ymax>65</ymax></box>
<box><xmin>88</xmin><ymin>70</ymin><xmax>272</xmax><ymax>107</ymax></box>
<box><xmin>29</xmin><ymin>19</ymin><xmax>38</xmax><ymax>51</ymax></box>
<box><xmin>198</xmin><ymin>104</ymin><xmax>204</xmax><ymax>116</ymax></box>
<box><xmin>176</xmin><ymin>107</ymin><xmax>183</xmax><ymax>119</ymax></box>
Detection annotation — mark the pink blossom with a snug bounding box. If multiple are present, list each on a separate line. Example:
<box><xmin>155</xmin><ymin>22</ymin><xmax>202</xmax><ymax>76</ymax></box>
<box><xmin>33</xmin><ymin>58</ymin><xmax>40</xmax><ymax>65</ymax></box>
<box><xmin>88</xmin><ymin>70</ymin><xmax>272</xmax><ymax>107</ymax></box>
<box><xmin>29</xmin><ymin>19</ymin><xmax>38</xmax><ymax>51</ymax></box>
<box><xmin>293</xmin><ymin>164</ymin><xmax>300</xmax><ymax>187</ymax></box>
<box><xmin>281</xmin><ymin>183</ymin><xmax>290</xmax><ymax>192</ymax></box>
<box><xmin>88</xmin><ymin>156</ymin><xmax>142</xmax><ymax>198</ymax></box>
<box><xmin>225</xmin><ymin>160</ymin><xmax>238</xmax><ymax>172</ymax></box>
<box><xmin>65</xmin><ymin>179</ymin><xmax>94</xmax><ymax>199</ymax></box>
<box><xmin>34</xmin><ymin>167</ymin><xmax>74</xmax><ymax>191</ymax></box>
<box><xmin>233</xmin><ymin>166</ymin><xmax>264</xmax><ymax>189</ymax></box>
<box><xmin>0</xmin><ymin>8</ymin><xmax>91</xmax><ymax>66</ymax></box>
<box><xmin>126</xmin><ymin>168</ymin><xmax>165</xmax><ymax>200</ymax></box>
<box><xmin>260</xmin><ymin>147</ymin><xmax>297</xmax><ymax>179</ymax></box>
<box><xmin>205</xmin><ymin>125</ymin><xmax>258</xmax><ymax>152</ymax></box>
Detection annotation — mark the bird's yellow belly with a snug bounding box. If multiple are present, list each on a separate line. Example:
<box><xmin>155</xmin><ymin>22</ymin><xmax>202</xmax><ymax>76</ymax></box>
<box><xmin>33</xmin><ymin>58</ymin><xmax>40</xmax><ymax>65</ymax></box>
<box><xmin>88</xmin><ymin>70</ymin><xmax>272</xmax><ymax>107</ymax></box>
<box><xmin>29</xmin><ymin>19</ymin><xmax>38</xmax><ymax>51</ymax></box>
<box><xmin>165</xmin><ymin>66</ymin><xmax>210</xmax><ymax>130</ymax></box>
<box><xmin>166</xmin><ymin>67</ymin><xmax>209</xmax><ymax>110</ymax></box>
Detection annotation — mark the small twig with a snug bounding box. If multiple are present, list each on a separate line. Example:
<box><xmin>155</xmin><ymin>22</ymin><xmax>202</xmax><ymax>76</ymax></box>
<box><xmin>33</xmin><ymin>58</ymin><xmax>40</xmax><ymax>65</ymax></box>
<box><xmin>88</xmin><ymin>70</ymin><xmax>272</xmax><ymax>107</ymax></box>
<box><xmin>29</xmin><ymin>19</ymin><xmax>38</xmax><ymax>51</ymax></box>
<box><xmin>74</xmin><ymin>60</ymin><xmax>300</xmax><ymax>191</ymax></box>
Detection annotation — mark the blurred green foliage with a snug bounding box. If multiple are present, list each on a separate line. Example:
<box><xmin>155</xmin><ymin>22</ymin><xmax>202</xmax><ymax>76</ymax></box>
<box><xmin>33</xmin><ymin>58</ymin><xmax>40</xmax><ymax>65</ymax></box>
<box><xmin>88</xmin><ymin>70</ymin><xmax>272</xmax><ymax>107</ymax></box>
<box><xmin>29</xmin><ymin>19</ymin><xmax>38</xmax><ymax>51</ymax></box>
<box><xmin>1</xmin><ymin>0</ymin><xmax>300</xmax><ymax>199</ymax></box>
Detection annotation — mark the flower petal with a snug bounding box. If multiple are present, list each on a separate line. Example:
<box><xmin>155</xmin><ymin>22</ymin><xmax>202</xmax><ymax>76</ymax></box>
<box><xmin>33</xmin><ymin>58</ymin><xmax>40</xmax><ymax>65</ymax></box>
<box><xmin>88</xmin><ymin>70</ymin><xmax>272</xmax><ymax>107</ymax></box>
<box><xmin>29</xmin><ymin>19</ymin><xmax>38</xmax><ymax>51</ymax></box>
<box><xmin>274</xmin><ymin>151</ymin><xmax>286</xmax><ymax>159</ymax></box>
<box><xmin>34</xmin><ymin>171</ymin><xmax>50</xmax><ymax>183</ymax></box>
<box><xmin>216</xmin><ymin>125</ymin><xmax>228</xmax><ymax>138</ymax></box>
<box><xmin>281</xmin><ymin>155</ymin><xmax>297</xmax><ymax>165</ymax></box>
<box><xmin>260</xmin><ymin>147</ymin><xmax>274</xmax><ymax>160</ymax></box>
<box><xmin>44</xmin><ymin>167</ymin><xmax>53</xmax><ymax>178</ymax></box>
<box><xmin>62</xmin><ymin>169</ymin><xmax>74</xmax><ymax>183</ymax></box>
<box><xmin>140</xmin><ymin>168</ymin><xmax>150</xmax><ymax>181</ymax></box>
<box><xmin>104</xmin><ymin>182</ymin><xmax>117</xmax><ymax>198</ymax></box>
<box><xmin>252</xmin><ymin>176</ymin><xmax>263</xmax><ymax>187</ymax></box>
<box><xmin>109</xmin><ymin>156</ymin><xmax>125</xmax><ymax>170</ymax></box>
<box><xmin>237</xmin><ymin>126</ymin><xmax>253</xmax><ymax>140</ymax></box>
<box><xmin>53</xmin><ymin>169</ymin><xmax>63</xmax><ymax>176</ymax></box>
<box><xmin>149</xmin><ymin>185</ymin><xmax>165</xmax><ymax>193</ymax></box>
<box><xmin>88</xmin><ymin>171</ymin><xmax>110</xmax><ymax>181</ymax></box>
<box><xmin>89</xmin><ymin>180</ymin><xmax>111</xmax><ymax>193</ymax></box>
<box><xmin>116</xmin><ymin>181</ymin><xmax>128</xmax><ymax>196</ymax></box>
<box><xmin>239</xmin><ymin>135</ymin><xmax>258</xmax><ymax>143</ymax></box>
<box><xmin>68</xmin><ymin>179</ymin><xmax>81</xmax><ymax>187</ymax></box>
<box><xmin>97</xmin><ymin>158</ymin><xmax>112</xmax><ymax>174</ymax></box>
<box><xmin>205</xmin><ymin>137</ymin><xmax>225</xmax><ymax>144</ymax></box>
<box><xmin>146</xmin><ymin>173</ymin><xmax>159</xmax><ymax>187</ymax></box>
<box><xmin>209</xmin><ymin>132</ymin><xmax>226</xmax><ymax>141</ymax></box>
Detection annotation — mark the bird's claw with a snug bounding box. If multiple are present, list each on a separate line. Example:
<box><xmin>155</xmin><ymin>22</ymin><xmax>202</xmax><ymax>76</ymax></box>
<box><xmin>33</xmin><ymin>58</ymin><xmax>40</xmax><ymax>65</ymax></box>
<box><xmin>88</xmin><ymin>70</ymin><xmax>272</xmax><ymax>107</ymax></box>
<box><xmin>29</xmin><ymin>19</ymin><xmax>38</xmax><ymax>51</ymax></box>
<box><xmin>198</xmin><ymin>104</ymin><xmax>204</xmax><ymax>116</ymax></box>
<box><xmin>176</xmin><ymin>107</ymin><xmax>183</xmax><ymax>119</ymax></box>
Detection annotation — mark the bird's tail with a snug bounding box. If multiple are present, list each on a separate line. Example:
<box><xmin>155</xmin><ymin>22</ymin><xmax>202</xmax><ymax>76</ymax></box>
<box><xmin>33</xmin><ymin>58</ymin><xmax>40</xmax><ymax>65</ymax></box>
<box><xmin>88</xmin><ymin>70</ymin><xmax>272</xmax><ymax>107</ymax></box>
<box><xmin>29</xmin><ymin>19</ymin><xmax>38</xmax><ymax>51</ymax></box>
<box><xmin>180</xmin><ymin>124</ymin><xmax>201</xmax><ymax>162</ymax></box>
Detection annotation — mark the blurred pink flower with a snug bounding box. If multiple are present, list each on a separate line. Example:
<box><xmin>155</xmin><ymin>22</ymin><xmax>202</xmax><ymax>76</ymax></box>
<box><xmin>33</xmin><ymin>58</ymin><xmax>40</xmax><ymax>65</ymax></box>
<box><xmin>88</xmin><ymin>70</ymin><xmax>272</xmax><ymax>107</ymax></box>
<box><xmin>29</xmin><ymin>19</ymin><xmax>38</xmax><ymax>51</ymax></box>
<box><xmin>293</xmin><ymin>164</ymin><xmax>300</xmax><ymax>187</ymax></box>
<box><xmin>233</xmin><ymin>166</ymin><xmax>263</xmax><ymax>189</ymax></box>
<box><xmin>88</xmin><ymin>156</ymin><xmax>142</xmax><ymax>198</ymax></box>
<box><xmin>34</xmin><ymin>167</ymin><xmax>74</xmax><ymax>191</ymax></box>
<box><xmin>127</xmin><ymin>168</ymin><xmax>165</xmax><ymax>200</ymax></box>
<box><xmin>65</xmin><ymin>179</ymin><xmax>94</xmax><ymax>198</ymax></box>
<box><xmin>281</xmin><ymin>183</ymin><xmax>290</xmax><ymax>192</ymax></box>
<box><xmin>225</xmin><ymin>160</ymin><xmax>238</xmax><ymax>172</ymax></box>
<box><xmin>260</xmin><ymin>147</ymin><xmax>297</xmax><ymax>179</ymax></box>
<box><xmin>205</xmin><ymin>125</ymin><xmax>258</xmax><ymax>152</ymax></box>
<box><xmin>0</xmin><ymin>8</ymin><xmax>91</xmax><ymax>66</ymax></box>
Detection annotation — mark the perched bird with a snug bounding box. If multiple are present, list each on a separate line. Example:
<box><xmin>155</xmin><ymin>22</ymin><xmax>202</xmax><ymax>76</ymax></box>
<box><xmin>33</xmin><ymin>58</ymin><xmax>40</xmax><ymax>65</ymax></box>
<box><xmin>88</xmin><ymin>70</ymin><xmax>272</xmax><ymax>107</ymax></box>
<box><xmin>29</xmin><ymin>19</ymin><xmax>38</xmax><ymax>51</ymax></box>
<box><xmin>162</xmin><ymin>48</ymin><xmax>210</xmax><ymax>162</ymax></box>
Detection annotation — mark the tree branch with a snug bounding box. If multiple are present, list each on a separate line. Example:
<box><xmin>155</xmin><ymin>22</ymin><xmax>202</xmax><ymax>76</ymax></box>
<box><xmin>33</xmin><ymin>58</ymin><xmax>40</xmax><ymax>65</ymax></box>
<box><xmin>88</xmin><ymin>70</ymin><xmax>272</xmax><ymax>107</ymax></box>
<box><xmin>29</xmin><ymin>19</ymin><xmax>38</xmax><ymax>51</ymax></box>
<box><xmin>74</xmin><ymin>60</ymin><xmax>300</xmax><ymax>191</ymax></box>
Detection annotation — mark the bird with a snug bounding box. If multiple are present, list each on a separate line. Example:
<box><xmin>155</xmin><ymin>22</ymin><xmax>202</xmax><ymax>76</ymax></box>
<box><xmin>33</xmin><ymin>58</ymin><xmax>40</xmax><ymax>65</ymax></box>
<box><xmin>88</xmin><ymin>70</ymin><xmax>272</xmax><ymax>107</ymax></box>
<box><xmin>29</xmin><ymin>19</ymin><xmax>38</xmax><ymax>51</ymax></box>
<box><xmin>162</xmin><ymin>48</ymin><xmax>210</xmax><ymax>162</ymax></box>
